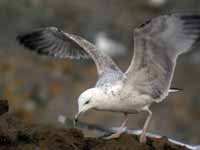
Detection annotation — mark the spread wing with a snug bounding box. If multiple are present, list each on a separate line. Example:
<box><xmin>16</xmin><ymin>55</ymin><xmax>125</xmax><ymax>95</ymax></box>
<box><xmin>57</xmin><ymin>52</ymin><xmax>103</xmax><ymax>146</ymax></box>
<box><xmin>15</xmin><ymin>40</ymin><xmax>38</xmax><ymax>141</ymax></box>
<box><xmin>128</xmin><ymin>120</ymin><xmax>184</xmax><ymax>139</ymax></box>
<box><xmin>124</xmin><ymin>13</ymin><xmax>200</xmax><ymax>102</ymax></box>
<box><xmin>17</xmin><ymin>27</ymin><xmax>122</xmax><ymax>78</ymax></box>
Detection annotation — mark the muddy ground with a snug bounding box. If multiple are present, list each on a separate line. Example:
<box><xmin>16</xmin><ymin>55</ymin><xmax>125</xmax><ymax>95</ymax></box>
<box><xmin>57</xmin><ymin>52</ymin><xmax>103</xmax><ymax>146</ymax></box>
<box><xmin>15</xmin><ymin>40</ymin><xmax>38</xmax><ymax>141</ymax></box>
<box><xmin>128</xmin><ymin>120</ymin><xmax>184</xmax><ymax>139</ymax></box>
<box><xmin>0</xmin><ymin>110</ymin><xmax>186</xmax><ymax>150</ymax></box>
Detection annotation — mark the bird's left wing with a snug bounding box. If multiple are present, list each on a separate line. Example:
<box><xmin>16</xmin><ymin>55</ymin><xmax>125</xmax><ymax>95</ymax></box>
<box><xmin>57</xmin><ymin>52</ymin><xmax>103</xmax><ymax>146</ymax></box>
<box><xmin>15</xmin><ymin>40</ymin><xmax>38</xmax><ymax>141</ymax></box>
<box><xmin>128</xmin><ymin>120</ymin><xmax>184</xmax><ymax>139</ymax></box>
<box><xmin>124</xmin><ymin>13</ymin><xmax>200</xmax><ymax>102</ymax></box>
<box><xmin>17</xmin><ymin>27</ymin><xmax>122</xmax><ymax>78</ymax></box>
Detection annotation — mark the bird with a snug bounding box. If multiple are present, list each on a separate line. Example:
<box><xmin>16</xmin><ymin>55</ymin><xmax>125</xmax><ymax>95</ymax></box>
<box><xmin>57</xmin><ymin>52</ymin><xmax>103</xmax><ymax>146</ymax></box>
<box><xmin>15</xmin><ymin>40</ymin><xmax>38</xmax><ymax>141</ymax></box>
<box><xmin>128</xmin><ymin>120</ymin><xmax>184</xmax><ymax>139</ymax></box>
<box><xmin>16</xmin><ymin>13</ymin><xmax>200</xmax><ymax>143</ymax></box>
<box><xmin>95</xmin><ymin>32</ymin><xmax>127</xmax><ymax>57</ymax></box>
<box><xmin>147</xmin><ymin>0</ymin><xmax>167</xmax><ymax>7</ymax></box>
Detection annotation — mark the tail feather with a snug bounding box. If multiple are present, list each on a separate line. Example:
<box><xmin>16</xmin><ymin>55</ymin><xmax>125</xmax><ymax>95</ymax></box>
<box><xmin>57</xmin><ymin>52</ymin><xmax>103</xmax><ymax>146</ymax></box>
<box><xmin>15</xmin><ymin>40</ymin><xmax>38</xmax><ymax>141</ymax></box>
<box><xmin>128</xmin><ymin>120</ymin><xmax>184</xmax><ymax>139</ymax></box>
<box><xmin>169</xmin><ymin>88</ymin><xmax>183</xmax><ymax>93</ymax></box>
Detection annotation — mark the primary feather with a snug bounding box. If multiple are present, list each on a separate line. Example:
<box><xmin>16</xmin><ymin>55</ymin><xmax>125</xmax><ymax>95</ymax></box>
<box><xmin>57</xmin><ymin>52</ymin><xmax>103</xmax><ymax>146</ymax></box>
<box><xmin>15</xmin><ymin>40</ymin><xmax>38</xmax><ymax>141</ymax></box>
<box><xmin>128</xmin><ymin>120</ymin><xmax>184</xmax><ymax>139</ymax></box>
<box><xmin>17</xmin><ymin>27</ymin><xmax>122</xmax><ymax>79</ymax></box>
<box><xmin>124</xmin><ymin>13</ymin><xmax>200</xmax><ymax>102</ymax></box>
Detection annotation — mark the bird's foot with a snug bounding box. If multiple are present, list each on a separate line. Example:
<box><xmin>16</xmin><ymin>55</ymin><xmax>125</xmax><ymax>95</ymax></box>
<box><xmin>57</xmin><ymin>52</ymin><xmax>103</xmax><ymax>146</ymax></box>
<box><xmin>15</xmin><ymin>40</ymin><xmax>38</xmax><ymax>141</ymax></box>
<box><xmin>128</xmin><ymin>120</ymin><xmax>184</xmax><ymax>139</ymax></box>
<box><xmin>103</xmin><ymin>127</ymin><xmax>126</xmax><ymax>140</ymax></box>
<box><xmin>103</xmin><ymin>132</ymin><xmax>122</xmax><ymax>139</ymax></box>
<box><xmin>139</xmin><ymin>133</ymin><xmax>147</xmax><ymax>143</ymax></box>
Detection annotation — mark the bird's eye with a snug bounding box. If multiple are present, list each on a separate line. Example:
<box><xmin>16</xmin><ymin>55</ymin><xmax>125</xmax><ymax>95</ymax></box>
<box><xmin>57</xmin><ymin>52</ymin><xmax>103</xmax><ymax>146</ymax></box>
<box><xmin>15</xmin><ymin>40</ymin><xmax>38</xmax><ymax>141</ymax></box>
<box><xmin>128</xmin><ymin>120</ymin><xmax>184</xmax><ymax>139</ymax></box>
<box><xmin>84</xmin><ymin>100</ymin><xmax>90</xmax><ymax>105</ymax></box>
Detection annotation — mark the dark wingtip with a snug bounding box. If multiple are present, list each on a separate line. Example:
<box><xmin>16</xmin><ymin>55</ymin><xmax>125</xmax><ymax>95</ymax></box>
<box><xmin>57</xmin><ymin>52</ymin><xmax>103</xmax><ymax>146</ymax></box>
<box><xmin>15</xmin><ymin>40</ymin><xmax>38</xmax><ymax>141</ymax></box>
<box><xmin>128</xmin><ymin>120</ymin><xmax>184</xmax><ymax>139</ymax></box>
<box><xmin>179</xmin><ymin>14</ymin><xmax>200</xmax><ymax>20</ymax></box>
<box><xmin>178</xmin><ymin>14</ymin><xmax>200</xmax><ymax>48</ymax></box>
<box><xmin>178</xmin><ymin>14</ymin><xmax>200</xmax><ymax>25</ymax></box>
<box><xmin>16</xmin><ymin>34</ymin><xmax>22</xmax><ymax>42</ymax></box>
<box><xmin>16</xmin><ymin>33</ymin><xmax>26</xmax><ymax>45</ymax></box>
<box><xmin>16</xmin><ymin>29</ymin><xmax>46</xmax><ymax>52</ymax></box>
<box><xmin>16</xmin><ymin>27</ymin><xmax>91</xmax><ymax>59</ymax></box>
<box><xmin>170</xmin><ymin>87</ymin><xmax>184</xmax><ymax>92</ymax></box>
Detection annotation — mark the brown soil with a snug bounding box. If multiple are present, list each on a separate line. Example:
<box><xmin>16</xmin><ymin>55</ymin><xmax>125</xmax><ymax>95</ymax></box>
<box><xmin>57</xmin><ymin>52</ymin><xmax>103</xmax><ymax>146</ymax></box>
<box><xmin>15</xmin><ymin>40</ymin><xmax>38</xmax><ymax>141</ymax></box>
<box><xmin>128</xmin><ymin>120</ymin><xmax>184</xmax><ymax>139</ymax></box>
<box><xmin>0</xmin><ymin>113</ymin><xmax>186</xmax><ymax>150</ymax></box>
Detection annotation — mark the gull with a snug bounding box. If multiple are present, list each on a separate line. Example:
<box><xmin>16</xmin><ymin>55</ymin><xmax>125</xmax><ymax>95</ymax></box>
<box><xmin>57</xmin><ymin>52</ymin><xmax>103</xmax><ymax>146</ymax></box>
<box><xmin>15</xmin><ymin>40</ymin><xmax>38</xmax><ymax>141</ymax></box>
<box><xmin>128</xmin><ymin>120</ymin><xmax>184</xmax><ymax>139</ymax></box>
<box><xmin>147</xmin><ymin>0</ymin><xmax>167</xmax><ymax>7</ymax></box>
<box><xmin>95</xmin><ymin>32</ymin><xmax>127</xmax><ymax>57</ymax></box>
<box><xmin>16</xmin><ymin>13</ymin><xmax>200</xmax><ymax>143</ymax></box>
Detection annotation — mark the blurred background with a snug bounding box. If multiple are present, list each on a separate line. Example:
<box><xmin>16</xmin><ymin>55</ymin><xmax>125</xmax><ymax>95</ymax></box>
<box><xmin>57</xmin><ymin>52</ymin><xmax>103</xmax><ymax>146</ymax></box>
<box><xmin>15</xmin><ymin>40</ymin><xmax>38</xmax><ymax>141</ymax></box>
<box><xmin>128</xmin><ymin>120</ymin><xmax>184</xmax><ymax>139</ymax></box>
<box><xmin>0</xmin><ymin>0</ymin><xmax>199</xmax><ymax>144</ymax></box>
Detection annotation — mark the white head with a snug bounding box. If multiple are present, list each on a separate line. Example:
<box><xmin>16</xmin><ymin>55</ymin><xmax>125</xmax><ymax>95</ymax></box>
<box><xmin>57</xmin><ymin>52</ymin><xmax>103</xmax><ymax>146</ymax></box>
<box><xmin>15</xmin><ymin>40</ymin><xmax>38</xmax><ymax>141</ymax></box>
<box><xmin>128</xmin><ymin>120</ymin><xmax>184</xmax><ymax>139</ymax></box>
<box><xmin>74</xmin><ymin>88</ymin><xmax>105</xmax><ymax>123</ymax></box>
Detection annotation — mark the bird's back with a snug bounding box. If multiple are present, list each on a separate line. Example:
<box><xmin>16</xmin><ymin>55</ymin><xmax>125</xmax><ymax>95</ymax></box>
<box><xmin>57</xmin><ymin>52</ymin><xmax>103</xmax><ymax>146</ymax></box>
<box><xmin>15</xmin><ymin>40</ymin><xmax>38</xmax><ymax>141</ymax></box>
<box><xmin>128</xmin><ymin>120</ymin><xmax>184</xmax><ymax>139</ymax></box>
<box><xmin>95</xmin><ymin>69</ymin><xmax>123</xmax><ymax>87</ymax></box>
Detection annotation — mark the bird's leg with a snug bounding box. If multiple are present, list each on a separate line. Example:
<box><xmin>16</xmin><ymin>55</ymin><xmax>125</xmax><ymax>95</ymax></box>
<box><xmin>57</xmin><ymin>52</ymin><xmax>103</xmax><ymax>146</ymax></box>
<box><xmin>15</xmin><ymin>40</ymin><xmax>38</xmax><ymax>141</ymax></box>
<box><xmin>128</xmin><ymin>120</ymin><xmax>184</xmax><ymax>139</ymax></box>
<box><xmin>140</xmin><ymin>107</ymin><xmax>152</xmax><ymax>143</ymax></box>
<box><xmin>104</xmin><ymin>113</ymin><xmax>128</xmax><ymax>139</ymax></box>
<box><xmin>118</xmin><ymin>113</ymin><xmax>128</xmax><ymax>132</ymax></box>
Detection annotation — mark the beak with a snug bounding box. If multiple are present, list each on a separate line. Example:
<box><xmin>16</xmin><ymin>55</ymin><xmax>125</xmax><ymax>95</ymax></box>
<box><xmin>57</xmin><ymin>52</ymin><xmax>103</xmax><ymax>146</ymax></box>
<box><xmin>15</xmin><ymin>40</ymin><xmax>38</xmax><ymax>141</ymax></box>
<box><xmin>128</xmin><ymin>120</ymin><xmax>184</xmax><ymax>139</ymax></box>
<box><xmin>74</xmin><ymin>107</ymin><xmax>92</xmax><ymax>126</ymax></box>
<box><xmin>74</xmin><ymin>111</ymin><xmax>82</xmax><ymax>126</ymax></box>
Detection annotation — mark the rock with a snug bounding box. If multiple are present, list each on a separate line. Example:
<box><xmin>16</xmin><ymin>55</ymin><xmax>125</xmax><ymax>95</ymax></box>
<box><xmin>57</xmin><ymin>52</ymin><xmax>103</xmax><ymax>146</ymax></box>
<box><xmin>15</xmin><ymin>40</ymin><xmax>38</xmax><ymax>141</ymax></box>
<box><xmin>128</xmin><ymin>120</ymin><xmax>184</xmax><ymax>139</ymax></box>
<box><xmin>0</xmin><ymin>113</ymin><xmax>186</xmax><ymax>150</ymax></box>
<box><xmin>0</xmin><ymin>100</ymin><xmax>8</xmax><ymax>116</ymax></box>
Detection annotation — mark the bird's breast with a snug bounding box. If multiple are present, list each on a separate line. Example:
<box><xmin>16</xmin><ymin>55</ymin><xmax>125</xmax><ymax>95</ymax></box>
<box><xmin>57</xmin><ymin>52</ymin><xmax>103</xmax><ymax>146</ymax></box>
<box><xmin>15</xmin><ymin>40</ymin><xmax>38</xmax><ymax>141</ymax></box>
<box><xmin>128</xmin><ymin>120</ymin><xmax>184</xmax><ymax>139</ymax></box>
<box><xmin>101</xmin><ymin>86</ymin><xmax>152</xmax><ymax>113</ymax></box>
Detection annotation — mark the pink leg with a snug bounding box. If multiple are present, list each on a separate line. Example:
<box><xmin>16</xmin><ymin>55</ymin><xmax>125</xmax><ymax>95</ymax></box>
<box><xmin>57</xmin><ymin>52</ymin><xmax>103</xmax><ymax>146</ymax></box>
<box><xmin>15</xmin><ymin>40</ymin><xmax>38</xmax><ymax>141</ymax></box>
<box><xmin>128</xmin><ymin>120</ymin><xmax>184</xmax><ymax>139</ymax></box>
<box><xmin>140</xmin><ymin>107</ymin><xmax>152</xmax><ymax>143</ymax></box>
<box><xmin>104</xmin><ymin>113</ymin><xmax>128</xmax><ymax>139</ymax></box>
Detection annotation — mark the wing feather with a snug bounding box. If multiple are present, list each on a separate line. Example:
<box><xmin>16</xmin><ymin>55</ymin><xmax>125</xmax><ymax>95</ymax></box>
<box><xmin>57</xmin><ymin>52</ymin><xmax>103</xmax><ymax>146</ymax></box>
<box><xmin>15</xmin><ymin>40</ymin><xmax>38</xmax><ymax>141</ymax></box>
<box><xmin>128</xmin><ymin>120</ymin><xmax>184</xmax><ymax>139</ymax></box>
<box><xmin>17</xmin><ymin>27</ymin><xmax>122</xmax><ymax>78</ymax></box>
<box><xmin>124</xmin><ymin>13</ymin><xmax>200</xmax><ymax>102</ymax></box>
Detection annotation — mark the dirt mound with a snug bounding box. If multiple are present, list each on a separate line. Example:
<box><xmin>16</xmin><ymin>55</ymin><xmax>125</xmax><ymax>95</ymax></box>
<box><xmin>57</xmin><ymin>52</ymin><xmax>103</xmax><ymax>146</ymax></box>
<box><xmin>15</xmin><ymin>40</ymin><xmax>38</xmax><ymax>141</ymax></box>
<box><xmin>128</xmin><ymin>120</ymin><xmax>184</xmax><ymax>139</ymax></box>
<box><xmin>0</xmin><ymin>113</ymin><xmax>186</xmax><ymax>150</ymax></box>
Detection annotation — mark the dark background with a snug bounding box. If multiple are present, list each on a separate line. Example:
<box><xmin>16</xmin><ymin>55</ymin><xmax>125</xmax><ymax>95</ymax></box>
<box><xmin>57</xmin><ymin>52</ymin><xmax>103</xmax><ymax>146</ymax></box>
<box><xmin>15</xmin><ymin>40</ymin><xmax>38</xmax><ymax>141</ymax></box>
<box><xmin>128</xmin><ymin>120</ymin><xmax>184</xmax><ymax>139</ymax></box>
<box><xmin>0</xmin><ymin>0</ymin><xmax>199</xmax><ymax>144</ymax></box>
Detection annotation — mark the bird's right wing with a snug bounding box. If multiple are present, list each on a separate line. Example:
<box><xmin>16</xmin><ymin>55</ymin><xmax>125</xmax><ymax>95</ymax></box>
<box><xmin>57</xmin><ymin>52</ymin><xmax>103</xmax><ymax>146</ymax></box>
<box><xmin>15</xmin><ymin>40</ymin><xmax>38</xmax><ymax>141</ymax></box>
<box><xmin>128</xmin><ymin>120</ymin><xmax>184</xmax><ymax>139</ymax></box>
<box><xmin>124</xmin><ymin>13</ymin><xmax>200</xmax><ymax>102</ymax></box>
<box><xmin>17</xmin><ymin>27</ymin><xmax>122</xmax><ymax>78</ymax></box>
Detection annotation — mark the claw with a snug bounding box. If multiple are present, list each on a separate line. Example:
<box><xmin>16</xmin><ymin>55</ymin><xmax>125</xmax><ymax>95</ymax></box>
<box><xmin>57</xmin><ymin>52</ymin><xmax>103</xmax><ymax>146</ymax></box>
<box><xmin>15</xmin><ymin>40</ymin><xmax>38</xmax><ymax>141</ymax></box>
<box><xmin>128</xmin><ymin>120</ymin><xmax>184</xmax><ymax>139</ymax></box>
<box><xmin>103</xmin><ymin>132</ymin><xmax>122</xmax><ymax>140</ymax></box>
<box><xmin>139</xmin><ymin>134</ymin><xmax>147</xmax><ymax>143</ymax></box>
<box><xmin>103</xmin><ymin>127</ymin><xmax>127</xmax><ymax>140</ymax></box>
